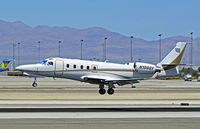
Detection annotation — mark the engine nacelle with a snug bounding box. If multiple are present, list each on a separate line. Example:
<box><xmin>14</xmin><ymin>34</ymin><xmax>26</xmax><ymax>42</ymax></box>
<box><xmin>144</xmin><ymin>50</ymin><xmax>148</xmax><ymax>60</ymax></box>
<box><xmin>134</xmin><ymin>62</ymin><xmax>157</xmax><ymax>74</ymax></box>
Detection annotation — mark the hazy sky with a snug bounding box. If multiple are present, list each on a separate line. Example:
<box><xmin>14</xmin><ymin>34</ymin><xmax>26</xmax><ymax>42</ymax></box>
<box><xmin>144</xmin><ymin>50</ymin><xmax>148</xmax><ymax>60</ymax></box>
<box><xmin>0</xmin><ymin>0</ymin><xmax>199</xmax><ymax>40</ymax></box>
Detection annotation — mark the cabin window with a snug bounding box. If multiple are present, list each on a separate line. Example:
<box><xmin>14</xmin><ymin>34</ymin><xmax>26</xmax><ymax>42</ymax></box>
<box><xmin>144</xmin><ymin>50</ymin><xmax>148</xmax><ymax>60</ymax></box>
<box><xmin>87</xmin><ymin>66</ymin><xmax>90</xmax><ymax>70</ymax></box>
<box><xmin>80</xmin><ymin>65</ymin><xmax>84</xmax><ymax>69</ymax></box>
<box><xmin>93</xmin><ymin>66</ymin><xmax>96</xmax><ymax>70</ymax></box>
<box><xmin>47</xmin><ymin>62</ymin><xmax>53</xmax><ymax>66</ymax></box>
<box><xmin>73</xmin><ymin>65</ymin><xmax>76</xmax><ymax>69</ymax></box>
<box><xmin>66</xmin><ymin>64</ymin><xmax>69</xmax><ymax>68</ymax></box>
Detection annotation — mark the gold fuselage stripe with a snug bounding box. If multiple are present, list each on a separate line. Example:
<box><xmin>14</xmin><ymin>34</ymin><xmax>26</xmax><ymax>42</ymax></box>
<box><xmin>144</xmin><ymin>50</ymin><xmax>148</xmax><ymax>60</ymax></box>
<box><xmin>30</xmin><ymin>69</ymin><xmax>135</xmax><ymax>73</ymax></box>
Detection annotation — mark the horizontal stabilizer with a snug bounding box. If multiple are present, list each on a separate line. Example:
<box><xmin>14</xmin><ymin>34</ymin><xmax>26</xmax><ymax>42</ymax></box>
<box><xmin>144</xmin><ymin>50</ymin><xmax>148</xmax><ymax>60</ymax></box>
<box><xmin>161</xmin><ymin>64</ymin><xmax>186</xmax><ymax>66</ymax></box>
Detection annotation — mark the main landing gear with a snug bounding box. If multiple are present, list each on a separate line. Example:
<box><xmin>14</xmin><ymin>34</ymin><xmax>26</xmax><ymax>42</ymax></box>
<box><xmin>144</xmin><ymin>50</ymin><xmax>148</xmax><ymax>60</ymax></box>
<box><xmin>107</xmin><ymin>88</ymin><xmax>114</xmax><ymax>95</ymax></box>
<box><xmin>99</xmin><ymin>84</ymin><xmax>106</xmax><ymax>95</ymax></box>
<box><xmin>32</xmin><ymin>77</ymin><xmax>37</xmax><ymax>88</ymax></box>
<box><xmin>99</xmin><ymin>82</ymin><xmax>115</xmax><ymax>95</ymax></box>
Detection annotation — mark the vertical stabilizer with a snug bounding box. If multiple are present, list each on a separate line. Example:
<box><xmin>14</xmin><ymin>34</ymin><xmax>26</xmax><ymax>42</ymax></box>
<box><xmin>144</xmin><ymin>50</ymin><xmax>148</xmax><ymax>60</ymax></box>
<box><xmin>161</xmin><ymin>42</ymin><xmax>187</xmax><ymax>66</ymax></box>
<box><xmin>156</xmin><ymin>42</ymin><xmax>187</xmax><ymax>77</ymax></box>
<box><xmin>0</xmin><ymin>59</ymin><xmax>10</xmax><ymax>69</ymax></box>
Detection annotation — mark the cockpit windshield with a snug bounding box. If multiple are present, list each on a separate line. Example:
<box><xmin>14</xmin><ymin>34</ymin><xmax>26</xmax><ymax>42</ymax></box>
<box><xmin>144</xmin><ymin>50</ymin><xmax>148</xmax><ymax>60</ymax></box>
<box><xmin>39</xmin><ymin>60</ymin><xmax>47</xmax><ymax>64</ymax></box>
<box><xmin>47</xmin><ymin>61</ymin><xmax>53</xmax><ymax>66</ymax></box>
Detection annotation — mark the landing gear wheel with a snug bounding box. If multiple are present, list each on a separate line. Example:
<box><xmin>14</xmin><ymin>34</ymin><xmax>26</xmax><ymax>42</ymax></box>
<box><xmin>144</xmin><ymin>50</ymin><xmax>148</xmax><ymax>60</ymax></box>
<box><xmin>99</xmin><ymin>88</ymin><xmax>106</xmax><ymax>95</ymax></box>
<box><xmin>32</xmin><ymin>77</ymin><xmax>37</xmax><ymax>88</ymax></box>
<box><xmin>107</xmin><ymin>88</ymin><xmax>114</xmax><ymax>95</ymax></box>
<box><xmin>32</xmin><ymin>82</ymin><xmax>37</xmax><ymax>87</ymax></box>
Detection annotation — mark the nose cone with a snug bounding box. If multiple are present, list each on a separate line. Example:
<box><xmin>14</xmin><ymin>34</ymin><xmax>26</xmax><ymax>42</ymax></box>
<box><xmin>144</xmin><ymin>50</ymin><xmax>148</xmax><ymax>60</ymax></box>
<box><xmin>15</xmin><ymin>64</ymin><xmax>38</xmax><ymax>71</ymax></box>
<box><xmin>15</xmin><ymin>65</ymin><xmax>24</xmax><ymax>71</ymax></box>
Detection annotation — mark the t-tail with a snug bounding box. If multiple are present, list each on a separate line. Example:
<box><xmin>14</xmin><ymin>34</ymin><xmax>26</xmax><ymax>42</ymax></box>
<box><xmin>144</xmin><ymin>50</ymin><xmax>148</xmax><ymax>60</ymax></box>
<box><xmin>156</xmin><ymin>42</ymin><xmax>187</xmax><ymax>78</ymax></box>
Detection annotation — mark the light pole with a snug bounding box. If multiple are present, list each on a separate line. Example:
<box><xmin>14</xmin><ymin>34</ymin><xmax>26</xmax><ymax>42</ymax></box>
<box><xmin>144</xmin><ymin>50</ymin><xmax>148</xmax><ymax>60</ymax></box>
<box><xmin>12</xmin><ymin>43</ymin><xmax>16</xmax><ymax>70</ymax></box>
<box><xmin>190</xmin><ymin>32</ymin><xmax>193</xmax><ymax>75</ymax></box>
<box><xmin>80</xmin><ymin>40</ymin><xmax>83</xmax><ymax>60</ymax></box>
<box><xmin>158</xmin><ymin>34</ymin><xmax>162</xmax><ymax>62</ymax></box>
<box><xmin>38</xmin><ymin>41</ymin><xmax>40</xmax><ymax>62</ymax></box>
<box><xmin>104</xmin><ymin>37</ymin><xmax>107</xmax><ymax>61</ymax></box>
<box><xmin>58</xmin><ymin>41</ymin><xmax>62</xmax><ymax>57</ymax></box>
<box><xmin>130</xmin><ymin>36</ymin><xmax>133</xmax><ymax>62</ymax></box>
<box><xmin>102</xmin><ymin>42</ymin><xmax>104</xmax><ymax>61</ymax></box>
<box><xmin>17</xmin><ymin>42</ymin><xmax>20</xmax><ymax>66</ymax></box>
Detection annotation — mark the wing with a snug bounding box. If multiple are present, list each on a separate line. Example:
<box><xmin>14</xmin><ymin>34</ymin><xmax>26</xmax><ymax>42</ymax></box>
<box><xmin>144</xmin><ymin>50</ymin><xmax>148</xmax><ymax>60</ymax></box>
<box><xmin>81</xmin><ymin>74</ymin><xmax>142</xmax><ymax>85</ymax></box>
<box><xmin>23</xmin><ymin>72</ymin><xmax>45</xmax><ymax>78</ymax></box>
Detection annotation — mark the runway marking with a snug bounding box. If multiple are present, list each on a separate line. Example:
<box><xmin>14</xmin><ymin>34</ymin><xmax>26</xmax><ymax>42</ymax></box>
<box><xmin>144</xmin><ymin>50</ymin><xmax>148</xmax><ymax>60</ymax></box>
<box><xmin>1</xmin><ymin>112</ymin><xmax>200</xmax><ymax>119</ymax></box>
<box><xmin>1</xmin><ymin>107</ymin><xmax>200</xmax><ymax>112</ymax></box>
<box><xmin>0</xmin><ymin>100</ymin><xmax>200</xmax><ymax>105</ymax></box>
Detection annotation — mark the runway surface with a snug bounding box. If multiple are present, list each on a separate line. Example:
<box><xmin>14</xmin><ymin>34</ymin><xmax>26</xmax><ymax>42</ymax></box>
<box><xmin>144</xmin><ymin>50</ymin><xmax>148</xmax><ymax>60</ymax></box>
<box><xmin>0</xmin><ymin>100</ymin><xmax>199</xmax><ymax>118</ymax></box>
<box><xmin>0</xmin><ymin>100</ymin><xmax>199</xmax><ymax>128</ymax></box>
<box><xmin>0</xmin><ymin>118</ymin><xmax>200</xmax><ymax>129</ymax></box>
<box><xmin>0</xmin><ymin>76</ymin><xmax>200</xmax><ymax>100</ymax></box>
<box><xmin>1</xmin><ymin>109</ymin><xmax>200</xmax><ymax>129</ymax></box>
<box><xmin>2</xmin><ymin>111</ymin><xmax>200</xmax><ymax>119</ymax></box>
<box><xmin>0</xmin><ymin>101</ymin><xmax>200</xmax><ymax>129</ymax></box>
<box><xmin>0</xmin><ymin>76</ymin><xmax>200</xmax><ymax>128</ymax></box>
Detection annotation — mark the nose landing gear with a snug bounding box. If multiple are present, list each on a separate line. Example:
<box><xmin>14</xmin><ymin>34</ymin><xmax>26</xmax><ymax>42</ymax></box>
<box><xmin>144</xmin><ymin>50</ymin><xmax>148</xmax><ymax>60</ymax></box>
<box><xmin>32</xmin><ymin>77</ymin><xmax>37</xmax><ymax>87</ymax></box>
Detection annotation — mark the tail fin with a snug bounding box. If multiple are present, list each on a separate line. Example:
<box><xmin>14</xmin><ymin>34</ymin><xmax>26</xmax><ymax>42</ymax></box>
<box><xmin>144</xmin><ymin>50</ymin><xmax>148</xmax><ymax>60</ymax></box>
<box><xmin>157</xmin><ymin>42</ymin><xmax>187</xmax><ymax>69</ymax></box>
<box><xmin>156</xmin><ymin>42</ymin><xmax>187</xmax><ymax>77</ymax></box>
<box><xmin>0</xmin><ymin>59</ymin><xmax>10</xmax><ymax>69</ymax></box>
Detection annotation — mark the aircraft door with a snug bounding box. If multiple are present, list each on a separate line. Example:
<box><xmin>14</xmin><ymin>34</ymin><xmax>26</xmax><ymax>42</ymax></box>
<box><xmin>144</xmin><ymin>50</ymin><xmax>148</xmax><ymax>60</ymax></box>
<box><xmin>133</xmin><ymin>62</ymin><xmax>136</xmax><ymax>77</ymax></box>
<box><xmin>55</xmin><ymin>60</ymin><xmax>64</xmax><ymax>76</ymax></box>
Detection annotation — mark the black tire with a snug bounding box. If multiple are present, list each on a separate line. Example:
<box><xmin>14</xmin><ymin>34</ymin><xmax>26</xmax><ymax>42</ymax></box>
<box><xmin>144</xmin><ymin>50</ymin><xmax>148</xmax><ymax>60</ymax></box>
<box><xmin>99</xmin><ymin>89</ymin><xmax>106</xmax><ymax>95</ymax></box>
<box><xmin>32</xmin><ymin>83</ymin><xmax>37</xmax><ymax>87</ymax></box>
<box><xmin>107</xmin><ymin>88</ymin><xmax>114</xmax><ymax>95</ymax></box>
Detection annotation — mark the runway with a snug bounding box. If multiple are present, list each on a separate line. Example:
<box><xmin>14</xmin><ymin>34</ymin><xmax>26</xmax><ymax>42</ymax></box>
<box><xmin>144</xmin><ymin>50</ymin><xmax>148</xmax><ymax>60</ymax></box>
<box><xmin>0</xmin><ymin>76</ymin><xmax>200</xmax><ymax>100</ymax></box>
<box><xmin>0</xmin><ymin>76</ymin><xmax>200</xmax><ymax>128</ymax></box>
<box><xmin>0</xmin><ymin>100</ymin><xmax>200</xmax><ymax>129</ymax></box>
<box><xmin>1</xmin><ymin>106</ymin><xmax>200</xmax><ymax>129</ymax></box>
<box><xmin>2</xmin><ymin>111</ymin><xmax>200</xmax><ymax>119</ymax></box>
<box><xmin>0</xmin><ymin>118</ymin><xmax>200</xmax><ymax>129</ymax></box>
<box><xmin>0</xmin><ymin>100</ymin><xmax>200</xmax><ymax>118</ymax></box>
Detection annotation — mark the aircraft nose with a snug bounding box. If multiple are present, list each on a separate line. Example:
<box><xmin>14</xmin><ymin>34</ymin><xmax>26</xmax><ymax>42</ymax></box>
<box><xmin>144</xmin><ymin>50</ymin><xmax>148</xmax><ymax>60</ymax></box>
<box><xmin>15</xmin><ymin>65</ymin><xmax>24</xmax><ymax>71</ymax></box>
<box><xmin>15</xmin><ymin>65</ymin><xmax>38</xmax><ymax>71</ymax></box>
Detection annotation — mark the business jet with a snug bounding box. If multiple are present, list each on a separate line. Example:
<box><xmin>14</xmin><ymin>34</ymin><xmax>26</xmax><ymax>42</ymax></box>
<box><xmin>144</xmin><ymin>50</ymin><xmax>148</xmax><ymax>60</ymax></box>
<box><xmin>16</xmin><ymin>42</ymin><xmax>186</xmax><ymax>95</ymax></box>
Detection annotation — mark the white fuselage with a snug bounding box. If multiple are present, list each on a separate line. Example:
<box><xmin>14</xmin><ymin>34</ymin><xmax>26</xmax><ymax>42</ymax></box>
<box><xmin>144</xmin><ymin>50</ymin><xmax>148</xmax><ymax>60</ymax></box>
<box><xmin>16</xmin><ymin>58</ymin><xmax>158</xmax><ymax>84</ymax></box>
